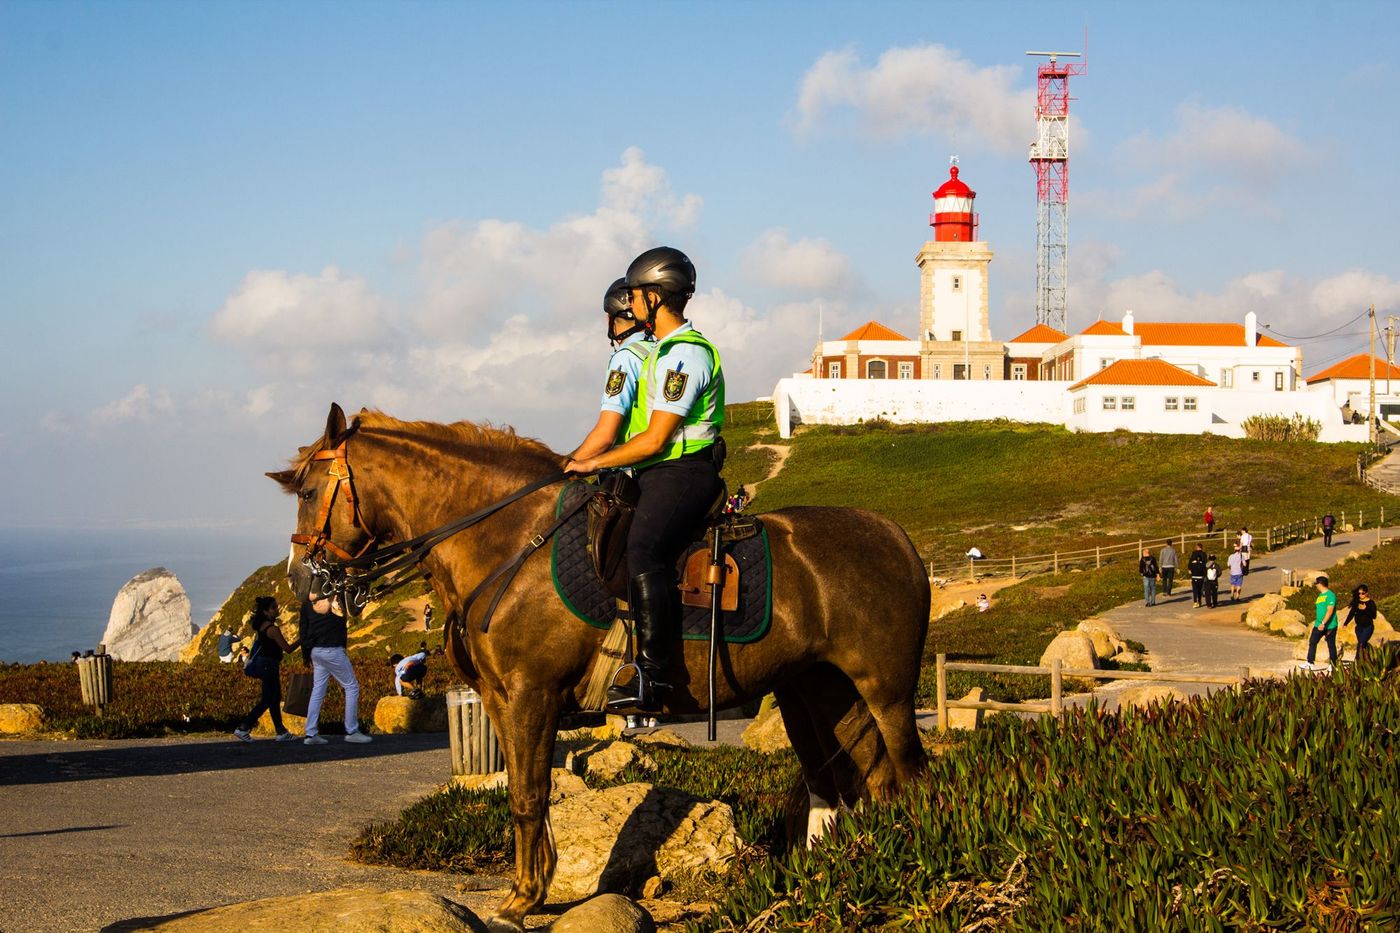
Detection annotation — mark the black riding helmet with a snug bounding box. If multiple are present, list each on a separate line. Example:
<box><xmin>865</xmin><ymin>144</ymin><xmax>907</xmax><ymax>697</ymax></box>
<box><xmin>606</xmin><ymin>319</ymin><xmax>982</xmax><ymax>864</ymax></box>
<box><xmin>624</xmin><ymin>246</ymin><xmax>695</xmax><ymax>334</ymax></box>
<box><xmin>604</xmin><ymin>276</ymin><xmax>644</xmax><ymax>344</ymax></box>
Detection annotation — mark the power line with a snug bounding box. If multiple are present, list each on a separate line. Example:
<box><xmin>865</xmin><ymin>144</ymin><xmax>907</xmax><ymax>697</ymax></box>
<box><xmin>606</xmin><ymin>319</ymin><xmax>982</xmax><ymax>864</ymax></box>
<box><xmin>1262</xmin><ymin>308</ymin><xmax>1370</xmax><ymax>341</ymax></box>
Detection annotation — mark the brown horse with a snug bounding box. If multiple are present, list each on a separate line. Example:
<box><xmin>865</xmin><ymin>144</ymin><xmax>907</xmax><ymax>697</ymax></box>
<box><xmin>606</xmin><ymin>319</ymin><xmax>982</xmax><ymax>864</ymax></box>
<box><xmin>271</xmin><ymin>404</ymin><xmax>929</xmax><ymax>932</ymax></box>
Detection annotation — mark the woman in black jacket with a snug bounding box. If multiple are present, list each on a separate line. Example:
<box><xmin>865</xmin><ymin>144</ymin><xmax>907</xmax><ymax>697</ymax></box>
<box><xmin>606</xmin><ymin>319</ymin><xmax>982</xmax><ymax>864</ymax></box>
<box><xmin>1344</xmin><ymin>584</ymin><xmax>1378</xmax><ymax>656</ymax></box>
<box><xmin>1186</xmin><ymin>545</ymin><xmax>1208</xmax><ymax>608</ymax></box>
<box><xmin>233</xmin><ymin>596</ymin><xmax>300</xmax><ymax>742</ymax></box>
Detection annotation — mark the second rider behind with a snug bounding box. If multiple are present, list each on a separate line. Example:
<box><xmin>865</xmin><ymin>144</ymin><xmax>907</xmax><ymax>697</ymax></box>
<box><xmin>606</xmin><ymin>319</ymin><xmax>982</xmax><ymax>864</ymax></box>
<box><xmin>565</xmin><ymin>247</ymin><xmax>725</xmax><ymax>712</ymax></box>
<box><xmin>567</xmin><ymin>278</ymin><xmax>654</xmax><ymax>461</ymax></box>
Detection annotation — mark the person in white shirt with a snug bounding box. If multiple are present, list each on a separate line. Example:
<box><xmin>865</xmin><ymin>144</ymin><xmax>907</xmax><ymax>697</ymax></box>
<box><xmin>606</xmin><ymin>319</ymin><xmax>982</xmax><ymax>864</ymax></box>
<box><xmin>1237</xmin><ymin>528</ymin><xmax>1253</xmax><ymax>575</ymax></box>
<box><xmin>390</xmin><ymin>651</ymin><xmax>428</xmax><ymax>699</ymax></box>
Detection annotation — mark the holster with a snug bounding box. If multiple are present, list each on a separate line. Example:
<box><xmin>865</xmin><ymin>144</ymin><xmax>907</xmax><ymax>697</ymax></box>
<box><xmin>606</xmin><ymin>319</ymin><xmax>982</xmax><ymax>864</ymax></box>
<box><xmin>587</xmin><ymin>471</ymin><xmax>640</xmax><ymax>600</ymax></box>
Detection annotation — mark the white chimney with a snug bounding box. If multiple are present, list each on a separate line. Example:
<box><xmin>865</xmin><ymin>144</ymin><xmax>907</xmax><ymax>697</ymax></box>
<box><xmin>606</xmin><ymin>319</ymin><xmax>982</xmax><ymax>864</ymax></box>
<box><xmin>1244</xmin><ymin>311</ymin><xmax>1257</xmax><ymax>347</ymax></box>
<box><xmin>1122</xmin><ymin>309</ymin><xmax>1135</xmax><ymax>335</ymax></box>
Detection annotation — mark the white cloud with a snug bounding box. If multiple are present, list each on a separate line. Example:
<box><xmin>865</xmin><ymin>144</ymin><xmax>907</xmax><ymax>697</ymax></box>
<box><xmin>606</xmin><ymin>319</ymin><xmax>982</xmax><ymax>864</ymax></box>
<box><xmin>792</xmin><ymin>44</ymin><xmax>1035</xmax><ymax>153</ymax></box>
<box><xmin>1120</xmin><ymin>103</ymin><xmax>1306</xmax><ymax>181</ymax></box>
<box><xmin>210</xmin><ymin>266</ymin><xmax>395</xmax><ymax>375</ymax></box>
<box><xmin>90</xmin><ymin>384</ymin><xmax>174</xmax><ymax>425</ymax></box>
<box><xmin>740</xmin><ymin>229</ymin><xmax>855</xmax><ymax>294</ymax></box>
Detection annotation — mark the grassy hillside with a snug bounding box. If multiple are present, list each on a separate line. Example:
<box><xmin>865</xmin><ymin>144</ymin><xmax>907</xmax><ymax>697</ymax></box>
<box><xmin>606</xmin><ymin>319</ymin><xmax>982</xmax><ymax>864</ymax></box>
<box><xmin>724</xmin><ymin>403</ymin><xmax>1396</xmax><ymax>568</ymax></box>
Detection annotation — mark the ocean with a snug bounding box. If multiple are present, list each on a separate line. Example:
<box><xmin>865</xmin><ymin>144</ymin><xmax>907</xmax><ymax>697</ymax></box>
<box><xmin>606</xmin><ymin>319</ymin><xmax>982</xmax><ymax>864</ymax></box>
<box><xmin>0</xmin><ymin>527</ymin><xmax>286</xmax><ymax>664</ymax></box>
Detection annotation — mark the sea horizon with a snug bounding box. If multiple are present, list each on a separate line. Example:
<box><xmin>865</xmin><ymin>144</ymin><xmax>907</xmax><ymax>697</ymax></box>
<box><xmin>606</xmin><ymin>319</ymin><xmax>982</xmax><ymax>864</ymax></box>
<box><xmin>0</xmin><ymin>526</ymin><xmax>287</xmax><ymax>664</ymax></box>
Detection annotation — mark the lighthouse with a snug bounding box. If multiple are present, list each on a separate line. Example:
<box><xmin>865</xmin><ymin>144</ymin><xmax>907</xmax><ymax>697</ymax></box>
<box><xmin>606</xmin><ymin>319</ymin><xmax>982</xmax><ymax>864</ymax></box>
<box><xmin>916</xmin><ymin>158</ymin><xmax>998</xmax><ymax>379</ymax></box>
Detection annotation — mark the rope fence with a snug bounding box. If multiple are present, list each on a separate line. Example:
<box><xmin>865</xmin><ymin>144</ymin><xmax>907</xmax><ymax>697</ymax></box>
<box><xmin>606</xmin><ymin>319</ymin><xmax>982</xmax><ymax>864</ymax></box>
<box><xmin>928</xmin><ymin>504</ymin><xmax>1392</xmax><ymax>583</ymax></box>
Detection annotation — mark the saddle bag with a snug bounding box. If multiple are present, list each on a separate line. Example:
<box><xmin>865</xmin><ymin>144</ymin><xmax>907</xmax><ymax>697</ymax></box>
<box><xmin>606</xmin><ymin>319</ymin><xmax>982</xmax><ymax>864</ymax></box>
<box><xmin>587</xmin><ymin>472</ymin><xmax>640</xmax><ymax>600</ymax></box>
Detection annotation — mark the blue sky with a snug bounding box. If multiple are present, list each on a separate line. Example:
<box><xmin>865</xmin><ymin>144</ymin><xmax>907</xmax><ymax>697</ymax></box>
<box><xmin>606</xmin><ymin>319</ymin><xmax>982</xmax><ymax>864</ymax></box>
<box><xmin>3</xmin><ymin>0</ymin><xmax>1399</xmax><ymax>535</ymax></box>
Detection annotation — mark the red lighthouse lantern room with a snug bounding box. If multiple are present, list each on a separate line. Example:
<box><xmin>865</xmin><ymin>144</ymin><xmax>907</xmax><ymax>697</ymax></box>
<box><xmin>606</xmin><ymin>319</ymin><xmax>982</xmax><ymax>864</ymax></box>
<box><xmin>930</xmin><ymin>159</ymin><xmax>978</xmax><ymax>242</ymax></box>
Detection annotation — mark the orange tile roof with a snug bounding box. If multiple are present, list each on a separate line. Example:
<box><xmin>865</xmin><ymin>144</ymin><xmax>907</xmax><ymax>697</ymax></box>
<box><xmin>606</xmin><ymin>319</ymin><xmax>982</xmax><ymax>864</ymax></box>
<box><xmin>840</xmin><ymin>320</ymin><xmax>910</xmax><ymax>341</ymax></box>
<box><xmin>1134</xmin><ymin>322</ymin><xmax>1290</xmax><ymax>348</ymax></box>
<box><xmin>1306</xmin><ymin>354</ymin><xmax>1400</xmax><ymax>384</ymax></box>
<box><xmin>1079</xmin><ymin>319</ymin><xmax>1129</xmax><ymax>336</ymax></box>
<box><xmin>1009</xmin><ymin>323</ymin><xmax>1069</xmax><ymax>344</ymax></box>
<box><xmin>1070</xmin><ymin>358</ymin><xmax>1217</xmax><ymax>391</ymax></box>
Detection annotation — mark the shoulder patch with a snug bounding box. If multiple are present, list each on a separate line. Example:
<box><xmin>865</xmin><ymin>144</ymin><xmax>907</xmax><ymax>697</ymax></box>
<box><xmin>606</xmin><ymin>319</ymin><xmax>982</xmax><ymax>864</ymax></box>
<box><xmin>663</xmin><ymin>369</ymin><xmax>689</xmax><ymax>402</ymax></box>
<box><xmin>605</xmin><ymin>369</ymin><xmax>626</xmax><ymax>397</ymax></box>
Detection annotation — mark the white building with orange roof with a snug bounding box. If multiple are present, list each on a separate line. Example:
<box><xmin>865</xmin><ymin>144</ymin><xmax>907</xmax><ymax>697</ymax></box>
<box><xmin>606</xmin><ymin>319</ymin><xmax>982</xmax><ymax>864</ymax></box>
<box><xmin>1067</xmin><ymin>359</ymin><xmax>1216</xmax><ymax>433</ymax></box>
<box><xmin>1306</xmin><ymin>354</ymin><xmax>1400</xmax><ymax>422</ymax></box>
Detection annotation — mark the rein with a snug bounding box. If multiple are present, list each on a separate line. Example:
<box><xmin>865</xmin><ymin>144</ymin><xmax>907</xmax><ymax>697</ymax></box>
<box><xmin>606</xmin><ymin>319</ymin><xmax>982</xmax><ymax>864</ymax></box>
<box><xmin>292</xmin><ymin>435</ymin><xmax>578</xmax><ymax>622</ymax></box>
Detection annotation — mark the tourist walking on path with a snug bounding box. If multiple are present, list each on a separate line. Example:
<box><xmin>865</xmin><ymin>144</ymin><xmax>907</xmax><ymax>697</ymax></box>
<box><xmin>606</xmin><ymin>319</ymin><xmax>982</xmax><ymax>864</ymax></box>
<box><xmin>301</xmin><ymin>594</ymin><xmax>372</xmax><ymax>745</ymax></box>
<box><xmin>1344</xmin><ymin>584</ymin><xmax>1378</xmax><ymax>655</ymax></box>
<box><xmin>1322</xmin><ymin>513</ymin><xmax>1336</xmax><ymax>548</ymax></box>
<box><xmin>1204</xmin><ymin>554</ymin><xmax>1221</xmax><ymax>608</ymax></box>
<box><xmin>1139</xmin><ymin>549</ymin><xmax>1159</xmax><ymax>606</ymax></box>
<box><xmin>1238</xmin><ymin>527</ymin><xmax>1253</xmax><ymax>575</ymax></box>
<box><xmin>1187</xmin><ymin>544</ymin><xmax>1208</xmax><ymax>607</ymax></box>
<box><xmin>1227</xmin><ymin>545</ymin><xmax>1246</xmax><ymax>602</ymax></box>
<box><xmin>1306</xmin><ymin>575</ymin><xmax>1339</xmax><ymax>669</ymax></box>
<box><xmin>1204</xmin><ymin>505</ymin><xmax>1215</xmax><ymax>534</ymax></box>
<box><xmin>233</xmin><ymin>597</ymin><xmax>300</xmax><ymax>743</ymax></box>
<box><xmin>1159</xmin><ymin>541</ymin><xmax>1179</xmax><ymax>597</ymax></box>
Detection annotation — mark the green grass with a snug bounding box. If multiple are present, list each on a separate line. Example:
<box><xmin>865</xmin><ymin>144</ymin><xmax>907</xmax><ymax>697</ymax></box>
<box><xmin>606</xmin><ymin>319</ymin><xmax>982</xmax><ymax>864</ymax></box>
<box><xmin>696</xmin><ymin>650</ymin><xmax>1400</xmax><ymax>931</ymax></box>
<box><xmin>1283</xmin><ymin>539</ymin><xmax>1400</xmax><ymax>622</ymax></box>
<box><xmin>727</xmin><ymin>412</ymin><xmax>1397</xmax><ymax>569</ymax></box>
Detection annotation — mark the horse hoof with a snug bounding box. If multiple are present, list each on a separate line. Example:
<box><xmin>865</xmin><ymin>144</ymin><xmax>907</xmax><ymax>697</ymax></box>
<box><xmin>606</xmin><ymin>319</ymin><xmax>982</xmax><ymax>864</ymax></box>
<box><xmin>485</xmin><ymin>916</ymin><xmax>525</xmax><ymax>933</ymax></box>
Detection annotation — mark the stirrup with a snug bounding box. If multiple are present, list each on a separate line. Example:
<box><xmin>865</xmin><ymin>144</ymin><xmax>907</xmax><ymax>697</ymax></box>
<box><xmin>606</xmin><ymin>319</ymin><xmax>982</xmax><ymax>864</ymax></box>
<box><xmin>605</xmin><ymin>662</ymin><xmax>665</xmax><ymax>712</ymax></box>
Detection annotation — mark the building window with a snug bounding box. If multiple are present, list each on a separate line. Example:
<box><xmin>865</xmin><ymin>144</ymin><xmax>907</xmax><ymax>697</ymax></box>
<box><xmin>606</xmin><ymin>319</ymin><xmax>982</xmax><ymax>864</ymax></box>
<box><xmin>953</xmin><ymin>364</ymin><xmax>969</xmax><ymax>380</ymax></box>
<box><xmin>1221</xmin><ymin>369</ymin><xmax>1234</xmax><ymax>388</ymax></box>
<box><xmin>951</xmin><ymin>330</ymin><xmax>963</xmax><ymax>342</ymax></box>
<box><xmin>1012</xmin><ymin>363</ymin><xmax>1027</xmax><ymax>381</ymax></box>
<box><xmin>1252</xmin><ymin>371</ymin><xmax>1261</xmax><ymax>383</ymax></box>
<box><xmin>1165</xmin><ymin>397</ymin><xmax>1179</xmax><ymax>411</ymax></box>
<box><xmin>1073</xmin><ymin>397</ymin><xmax>1086</xmax><ymax>414</ymax></box>
<box><xmin>1274</xmin><ymin>371</ymin><xmax>1285</xmax><ymax>391</ymax></box>
<box><xmin>827</xmin><ymin>361</ymin><xmax>841</xmax><ymax>379</ymax></box>
<box><xmin>1103</xmin><ymin>396</ymin><xmax>1117</xmax><ymax>410</ymax></box>
<box><xmin>866</xmin><ymin>360</ymin><xmax>887</xmax><ymax>379</ymax></box>
<box><xmin>1184</xmin><ymin>396</ymin><xmax>1198</xmax><ymax>411</ymax></box>
<box><xmin>898</xmin><ymin>362</ymin><xmax>914</xmax><ymax>380</ymax></box>
<box><xmin>952</xmin><ymin>275</ymin><xmax>962</xmax><ymax>292</ymax></box>
<box><xmin>1121</xmin><ymin>396</ymin><xmax>1136</xmax><ymax>411</ymax></box>
<box><xmin>1100</xmin><ymin>358</ymin><xmax>1113</xmax><ymax>371</ymax></box>
<box><xmin>983</xmin><ymin>364</ymin><xmax>992</xmax><ymax>380</ymax></box>
<box><xmin>933</xmin><ymin>364</ymin><xmax>942</xmax><ymax>379</ymax></box>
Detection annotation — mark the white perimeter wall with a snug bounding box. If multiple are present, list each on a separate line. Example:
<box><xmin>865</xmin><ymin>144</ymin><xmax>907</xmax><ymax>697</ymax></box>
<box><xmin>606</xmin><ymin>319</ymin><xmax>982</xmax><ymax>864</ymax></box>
<box><xmin>772</xmin><ymin>378</ymin><xmax>1071</xmax><ymax>437</ymax></box>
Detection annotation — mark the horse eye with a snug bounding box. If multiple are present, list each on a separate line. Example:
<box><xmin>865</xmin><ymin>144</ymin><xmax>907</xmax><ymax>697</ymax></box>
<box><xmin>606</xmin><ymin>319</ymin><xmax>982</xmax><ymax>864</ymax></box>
<box><xmin>301</xmin><ymin>489</ymin><xmax>315</xmax><ymax>502</ymax></box>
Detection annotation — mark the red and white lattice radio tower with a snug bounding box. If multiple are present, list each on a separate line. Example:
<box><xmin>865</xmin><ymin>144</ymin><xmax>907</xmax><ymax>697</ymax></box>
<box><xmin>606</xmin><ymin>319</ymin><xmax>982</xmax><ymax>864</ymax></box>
<box><xmin>1026</xmin><ymin>45</ymin><xmax>1085</xmax><ymax>333</ymax></box>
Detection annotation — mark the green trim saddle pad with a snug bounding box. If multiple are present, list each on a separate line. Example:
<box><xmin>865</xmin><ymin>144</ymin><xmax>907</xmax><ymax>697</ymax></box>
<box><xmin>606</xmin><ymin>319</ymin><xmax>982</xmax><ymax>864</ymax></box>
<box><xmin>550</xmin><ymin>482</ymin><xmax>773</xmax><ymax>643</ymax></box>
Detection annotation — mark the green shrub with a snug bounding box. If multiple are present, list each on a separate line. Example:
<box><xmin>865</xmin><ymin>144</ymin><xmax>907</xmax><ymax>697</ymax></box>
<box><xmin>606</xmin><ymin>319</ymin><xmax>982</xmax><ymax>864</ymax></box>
<box><xmin>696</xmin><ymin>651</ymin><xmax>1400</xmax><ymax>930</ymax></box>
<box><xmin>1241</xmin><ymin>413</ymin><xmax>1322</xmax><ymax>442</ymax></box>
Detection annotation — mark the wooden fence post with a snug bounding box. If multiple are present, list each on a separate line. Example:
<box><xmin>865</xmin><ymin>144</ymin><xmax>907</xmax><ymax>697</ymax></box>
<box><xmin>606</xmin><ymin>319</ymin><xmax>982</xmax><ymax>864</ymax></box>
<box><xmin>1361</xmin><ymin>508</ymin><xmax>1365</xmax><ymax>529</ymax></box>
<box><xmin>1053</xmin><ymin>551</ymin><xmax>1059</xmax><ymax>575</ymax></box>
<box><xmin>1181</xmin><ymin>532</ymin><xmax>1186</xmax><ymax>550</ymax></box>
<box><xmin>1095</xmin><ymin>546</ymin><xmax>1101</xmax><ymax>569</ymax></box>
<box><xmin>1012</xmin><ymin>554</ymin><xmax>1017</xmax><ymax>576</ymax></box>
<box><xmin>1051</xmin><ymin>659</ymin><xmax>1063</xmax><ymax>718</ymax></box>
<box><xmin>936</xmin><ymin>654</ymin><xmax>948</xmax><ymax>734</ymax></box>
<box><xmin>1237</xmin><ymin>666</ymin><xmax>1250</xmax><ymax>694</ymax></box>
<box><xmin>1222</xmin><ymin>529</ymin><xmax>1227</xmax><ymax>548</ymax></box>
<box><xmin>968</xmin><ymin>558</ymin><xmax>975</xmax><ymax>582</ymax></box>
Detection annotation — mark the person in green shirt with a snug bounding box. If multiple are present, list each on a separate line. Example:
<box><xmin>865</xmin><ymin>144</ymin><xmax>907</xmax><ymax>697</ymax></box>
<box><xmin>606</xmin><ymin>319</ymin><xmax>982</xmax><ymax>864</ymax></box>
<box><xmin>1305</xmin><ymin>574</ymin><xmax>1338</xmax><ymax>670</ymax></box>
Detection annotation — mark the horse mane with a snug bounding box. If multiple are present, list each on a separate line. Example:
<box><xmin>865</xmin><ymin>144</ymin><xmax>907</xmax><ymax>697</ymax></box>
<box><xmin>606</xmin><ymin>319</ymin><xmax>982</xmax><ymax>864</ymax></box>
<box><xmin>287</xmin><ymin>410</ymin><xmax>561</xmax><ymax>484</ymax></box>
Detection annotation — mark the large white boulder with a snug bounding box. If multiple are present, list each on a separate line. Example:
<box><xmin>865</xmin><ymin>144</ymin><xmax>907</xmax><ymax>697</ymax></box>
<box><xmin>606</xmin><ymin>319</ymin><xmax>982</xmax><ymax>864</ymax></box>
<box><xmin>1077</xmin><ymin>618</ymin><xmax>1127</xmax><ymax>658</ymax></box>
<box><xmin>142</xmin><ymin>888</ymin><xmax>480</xmax><ymax>932</ymax></box>
<box><xmin>101</xmin><ymin>568</ymin><xmax>196</xmax><ymax>661</ymax></box>
<box><xmin>1244</xmin><ymin>594</ymin><xmax>1287</xmax><ymax>630</ymax></box>
<box><xmin>1039</xmin><ymin>631</ymin><xmax>1100</xmax><ymax>670</ymax></box>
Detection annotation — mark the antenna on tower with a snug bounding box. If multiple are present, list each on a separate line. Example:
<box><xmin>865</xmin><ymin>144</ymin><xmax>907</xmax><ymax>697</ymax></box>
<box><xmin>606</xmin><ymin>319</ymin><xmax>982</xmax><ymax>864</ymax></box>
<box><xmin>1026</xmin><ymin>42</ymin><xmax>1086</xmax><ymax>333</ymax></box>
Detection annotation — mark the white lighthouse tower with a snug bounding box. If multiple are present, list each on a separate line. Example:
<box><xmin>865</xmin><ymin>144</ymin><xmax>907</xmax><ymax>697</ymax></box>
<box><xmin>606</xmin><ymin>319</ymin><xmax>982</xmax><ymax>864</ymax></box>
<box><xmin>916</xmin><ymin>158</ymin><xmax>1001</xmax><ymax>380</ymax></box>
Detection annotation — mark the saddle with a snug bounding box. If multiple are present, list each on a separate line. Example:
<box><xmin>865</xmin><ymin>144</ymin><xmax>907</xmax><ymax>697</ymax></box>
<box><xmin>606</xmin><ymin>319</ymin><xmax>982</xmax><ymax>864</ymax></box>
<box><xmin>586</xmin><ymin>472</ymin><xmax>760</xmax><ymax>603</ymax></box>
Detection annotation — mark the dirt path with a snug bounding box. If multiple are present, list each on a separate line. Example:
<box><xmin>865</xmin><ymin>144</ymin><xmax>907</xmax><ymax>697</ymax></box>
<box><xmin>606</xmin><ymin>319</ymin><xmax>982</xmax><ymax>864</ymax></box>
<box><xmin>744</xmin><ymin>443</ymin><xmax>790</xmax><ymax>499</ymax></box>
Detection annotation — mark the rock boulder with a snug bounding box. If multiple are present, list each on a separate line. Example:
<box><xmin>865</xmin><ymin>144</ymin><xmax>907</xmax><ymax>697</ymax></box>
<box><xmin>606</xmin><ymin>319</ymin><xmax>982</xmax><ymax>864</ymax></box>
<box><xmin>947</xmin><ymin>687</ymin><xmax>986</xmax><ymax>731</ymax></box>
<box><xmin>550</xmin><ymin>784</ymin><xmax>739</xmax><ymax>900</ymax></box>
<box><xmin>1267</xmin><ymin>610</ymin><xmax>1307</xmax><ymax>634</ymax></box>
<box><xmin>0</xmin><ymin>704</ymin><xmax>44</xmax><ymax>734</ymax></box>
<box><xmin>102</xmin><ymin>568</ymin><xmax>196</xmax><ymax>662</ymax></box>
<box><xmin>552</xmin><ymin>894</ymin><xmax>656</xmax><ymax>933</ymax></box>
<box><xmin>583</xmin><ymin>741</ymin><xmax>657</xmax><ymax>782</ymax></box>
<box><xmin>144</xmin><ymin>887</ymin><xmax>481</xmax><ymax>931</ymax></box>
<box><xmin>1077</xmin><ymin>618</ymin><xmax>1126</xmax><ymax>659</ymax></box>
<box><xmin>1039</xmin><ymin>631</ymin><xmax>1099</xmax><ymax>670</ymax></box>
<box><xmin>741</xmin><ymin>705</ymin><xmax>791</xmax><ymax>753</ymax></box>
<box><xmin>1244</xmin><ymin>594</ymin><xmax>1287</xmax><ymax>630</ymax></box>
<box><xmin>1117</xmin><ymin>685</ymin><xmax>1189</xmax><ymax>710</ymax></box>
<box><xmin>373</xmin><ymin>696</ymin><xmax>448</xmax><ymax>734</ymax></box>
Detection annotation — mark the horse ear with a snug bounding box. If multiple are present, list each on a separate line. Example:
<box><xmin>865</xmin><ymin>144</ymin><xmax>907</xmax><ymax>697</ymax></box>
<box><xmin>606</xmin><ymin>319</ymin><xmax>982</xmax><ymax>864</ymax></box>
<box><xmin>324</xmin><ymin>403</ymin><xmax>347</xmax><ymax>445</ymax></box>
<box><xmin>266</xmin><ymin>470</ymin><xmax>297</xmax><ymax>490</ymax></box>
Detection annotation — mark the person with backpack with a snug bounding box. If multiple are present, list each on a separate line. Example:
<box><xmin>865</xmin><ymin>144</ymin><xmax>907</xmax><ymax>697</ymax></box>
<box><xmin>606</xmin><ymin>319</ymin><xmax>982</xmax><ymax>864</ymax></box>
<box><xmin>232</xmin><ymin>597</ymin><xmax>300</xmax><ymax>742</ymax></box>
<box><xmin>1187</xmin><ymin>544</ymin><xmax>1208</xmax><ymax>608</ymax></box>
<box><xmin>1139</xmin><ymin>548</ymin><xmax>1160</xmax><ymax>607</ymax></box>
<box><xmin>390</xmin><ymin>650</ymin><xmax>428</xmax><ymax>699</ymax></box>
<box><xmin>1204</xmin><ymin>554</ymin><xmax>1221</xmax><ymax>608</ymax></box>
<box><xmin>1321</xmin><ymin>513</ymin><xmax>1336</xmax><ymax>548</ymax></box>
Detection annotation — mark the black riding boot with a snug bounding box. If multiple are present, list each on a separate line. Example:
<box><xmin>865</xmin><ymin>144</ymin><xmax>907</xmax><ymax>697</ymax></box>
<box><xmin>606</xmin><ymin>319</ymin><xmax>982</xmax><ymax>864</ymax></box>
<box><xmin>607</xmin><ymin>570</ymin><xmax>675</xmax><ymax>712</ymax></box>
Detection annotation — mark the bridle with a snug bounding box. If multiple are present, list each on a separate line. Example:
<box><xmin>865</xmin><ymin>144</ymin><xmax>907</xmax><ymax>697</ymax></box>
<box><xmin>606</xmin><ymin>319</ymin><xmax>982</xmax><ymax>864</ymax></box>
<box><xmin>290</xmin><ymin>441</ymin><xmax>378</xmax><ymax>563</ymax></box>
<box><xmin>288</xmin><ymin>433</ymin><xmax>580</xmax><ymax>628</ymax></box>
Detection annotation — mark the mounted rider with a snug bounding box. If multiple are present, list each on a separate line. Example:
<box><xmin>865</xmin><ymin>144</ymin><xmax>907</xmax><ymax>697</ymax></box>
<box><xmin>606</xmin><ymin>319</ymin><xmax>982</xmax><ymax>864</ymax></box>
<box><xmin>565</xmin><ymin>246</ymin><xmax>725</xmax><ymax>711</ymax></box>
<box><xmin>566</xmin><ymin>278</ymin><xmax>654</xmax><ymax>462</ymax></box>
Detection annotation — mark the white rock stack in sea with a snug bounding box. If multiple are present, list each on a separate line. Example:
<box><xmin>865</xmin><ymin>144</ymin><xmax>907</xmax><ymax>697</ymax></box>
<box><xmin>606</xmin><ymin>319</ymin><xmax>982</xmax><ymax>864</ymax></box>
<box><xmin>101</xmin><ymin>567</ymin><xmax>196</xmax><ymax>661</ymax></box>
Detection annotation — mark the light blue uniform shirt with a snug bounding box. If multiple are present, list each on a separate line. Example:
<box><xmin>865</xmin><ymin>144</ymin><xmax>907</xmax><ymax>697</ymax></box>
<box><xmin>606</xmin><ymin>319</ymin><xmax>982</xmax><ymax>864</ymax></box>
<box><xmin>599</xmin><ymin>332</ymin><xmax>653</xmax><ymax>415</ymax></box>
<box><xmin>650</xmin><ymin>322</ymin><xmax>715</xmax><ymax>416</ymax></box>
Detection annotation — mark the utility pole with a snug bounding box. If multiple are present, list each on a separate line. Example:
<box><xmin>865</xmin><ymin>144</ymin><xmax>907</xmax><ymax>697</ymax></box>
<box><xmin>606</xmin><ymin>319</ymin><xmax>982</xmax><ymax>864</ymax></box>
<box><xmin>1369</xmin><ymin>305</ymin><xmax>1377</xmax><ymax>446</ymax></box>
<box><xmin>1387</xmin><ymin>314</ymin><xmax>1398</xmax><ymax>398</ymax></box>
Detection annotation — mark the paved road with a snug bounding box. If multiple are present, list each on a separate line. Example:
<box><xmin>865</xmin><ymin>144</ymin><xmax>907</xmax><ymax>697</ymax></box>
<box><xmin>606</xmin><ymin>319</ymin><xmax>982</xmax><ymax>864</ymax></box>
<box><xmin>0</xmin><ymin>733</ymin><xmax>524</xmax><ymax>932</ymax></box>
<box><xmin>1091</xmin><ymin>528</ymin><xmax>1399</xmax><ymax>706</ymax></box>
